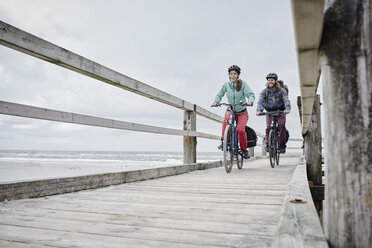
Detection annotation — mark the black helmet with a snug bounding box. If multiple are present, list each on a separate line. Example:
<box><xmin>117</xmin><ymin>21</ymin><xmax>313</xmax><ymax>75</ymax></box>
<box><xmin>266</xmin><ymin>72</ymin><xmax>278</xmax><ymax>80</ymax></box>
<box><xmin>228</xmin><ymin>65</ymin><xmax>241</xmax><ymax>74</ymax></box>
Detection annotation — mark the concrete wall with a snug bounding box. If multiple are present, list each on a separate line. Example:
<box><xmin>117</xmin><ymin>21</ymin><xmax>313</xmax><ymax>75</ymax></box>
<box><xmin>321</xmin><ymin>0</ymin><xmax>372</xmax><ymax>247</ymax></box>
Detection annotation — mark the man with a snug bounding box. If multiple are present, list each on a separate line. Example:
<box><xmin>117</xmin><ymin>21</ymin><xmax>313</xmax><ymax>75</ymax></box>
<box><xmin>256</xmin><ymin>73</ymin><xmax>290</xmax><ymax>153</ymax></box>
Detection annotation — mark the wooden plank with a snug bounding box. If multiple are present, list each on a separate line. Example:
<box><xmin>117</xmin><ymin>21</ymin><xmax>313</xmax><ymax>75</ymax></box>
<box><xmin>321</xmin><ymin>1</ymin><xmax>372</xmax><ymax>246</ymax></box>
<box><xmin>2</xmin><ymin>207</ymin><xmax>277</xmax><ymax>236</ymax></box>
<box><xmin>304</xmin><ymin>95</ymin><xmax>322</xmax><ymax>186</ymax></box>
<box><xmin>183</xmin><ymin>110</ymin><xmax>197</xmax><ymax>163</ymax></box>
<box><xmin>45</xmin><ymin>191</ymin><xmax>286</xmax><ymax>206</ymax></box>
<box><xmin>0</xmin><ymin>21</ymin><xmax>221</xmax><ymax>123</ymax></box>
<box><xmin>0</xmin><ymin>213</ymin><xmax>276</xmax><ymax>247</ymax></box>
<box><xmin>0</xmin><ymin>157</ymin><xmax>300</xmax><ymax>247</ymax></box>
<box><xmin>0</xmin><ymin>101</ymin><xmax>220</xmax><ymax>140</ymax></box>
<box><xmin>0</xmin><ymin>240</ymin><xmax>56</xmax><ymax>248</ymax></box>
<box><xmin>0</xmin><ymin>160</ymin><xmax>222</xmax><ymax>201</ymax></box>
<box><xmin>274</xmin><ymin>156</ymin><xmax>328</xmax><ymax>247</ymax></box>
<box><xmin>0</xmin><ymin>224</ymin><xmax>211</xmax><ymax>248</ymax></box>
<box><xmin>4</xmin><ymin>200</ymin><xmax>280</xmax><ymax>226</ymax></box>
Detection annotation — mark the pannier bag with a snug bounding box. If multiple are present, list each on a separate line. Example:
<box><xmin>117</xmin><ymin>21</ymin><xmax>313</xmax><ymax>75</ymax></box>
<box><xmin>245</xmin><ymin>126</ymin><xmax>257</xmax><ymax>148</ymax></box>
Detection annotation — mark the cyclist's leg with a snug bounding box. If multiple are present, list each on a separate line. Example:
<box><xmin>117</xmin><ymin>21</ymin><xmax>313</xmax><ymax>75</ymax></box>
<box><xmin>265</xmin><ymin>115</ymin><xmax>272</xmax><ymax>149</ymax></box>
<box><xmin>236</xmin><ymin>112</ymin><xmax>248</xmax><ymax>155</ymax></box>
<box><xmin>277</xmin><ymin>114</ymin><xmax>287</xmax><ymax>150</ymax></box>
<box><xmin>221</xmin><ymin>111</ymin><xmax>231</xmax><ymax>138</ymax></box>
<box><xmin>219</xmin><ymin>111</ymin><xmax>231</xmax><ymax>149</ymax></box>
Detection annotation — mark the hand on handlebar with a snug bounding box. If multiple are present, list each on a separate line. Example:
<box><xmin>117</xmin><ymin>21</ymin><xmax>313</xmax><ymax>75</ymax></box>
<box><xmin>211</xmin><ymin>101</ymin><xmax>253</xmax><ymax>107</ymax></box>
<box><xmin>256</xmin><ymin>112</ymin><xmax>263</xmax><ymax>116</ymax></box>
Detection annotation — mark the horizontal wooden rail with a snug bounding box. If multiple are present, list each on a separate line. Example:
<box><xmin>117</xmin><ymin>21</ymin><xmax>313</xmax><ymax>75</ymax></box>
<box><xmin>0</xmin><ymin>21</ymin><xmax>222</xmax><ymax>123</ymax></box>
<box><xmin>0</xmin><ymin>161</ymin><xmax>222</xmax><ymax>201</ymax></box>
<box><xmin>0</xmin><ymin>101</ymin><xmax>220</xmax><ymax>140</ymax></box>
<box><xmin>0</xmin><ymin>20</ymin><xmax>303</xmax><ymax>150</ymax></box>
<box><xmin>274</xmin><ymin>156</ymin><xmax>328</xmax><ymax>247</ymax></box>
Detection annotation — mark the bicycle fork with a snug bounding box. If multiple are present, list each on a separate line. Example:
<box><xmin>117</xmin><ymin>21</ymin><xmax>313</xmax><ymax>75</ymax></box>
<box><xmin>229</xmin><ymin>113</ymin><xmax>238</xmax><ymax>155</ymax></box>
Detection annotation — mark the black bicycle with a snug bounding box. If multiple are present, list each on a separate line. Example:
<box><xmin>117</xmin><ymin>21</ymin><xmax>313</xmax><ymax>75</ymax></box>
<box><xmin>260</xmin><ymin>110</ymin><xmax>283</xmax><ymax>168</ymax></box>
<box><xmin>212</xmin><ymin>102</ymin><xmax>252</xmax><ymax>173</ymax></box>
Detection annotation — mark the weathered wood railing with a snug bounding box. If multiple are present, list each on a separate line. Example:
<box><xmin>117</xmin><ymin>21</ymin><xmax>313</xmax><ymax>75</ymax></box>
<box><xmin>0</xmin><ymin>20</ymin><xmax>302</xmax><ymax>164</ymax></box>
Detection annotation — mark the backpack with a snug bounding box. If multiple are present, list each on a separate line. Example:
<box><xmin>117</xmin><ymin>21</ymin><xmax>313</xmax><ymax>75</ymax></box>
<box><xmin>277</xmin><ymin>80</ymin><xmax>289</xmax><ymax>95</ymax></box>
<box><xmin>245</xmin><ymin>126</ymin><xmax>257</xmax><ymax>148</ymax></box>
<box><xmin>265</xmin><ymin>80</ymin><xmax>289</xmax><ymax>105</ymax></box>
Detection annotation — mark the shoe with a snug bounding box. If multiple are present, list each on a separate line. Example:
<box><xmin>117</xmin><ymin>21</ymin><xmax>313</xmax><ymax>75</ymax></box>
<box><xmin>242</xmin><ymin>150</ymin><xmax>250</xmax><ymax>159</ymax></box>
<box><xmin>279</xmin><ymin>145</ymin><xmax>286</xmax><ymax>154</ymax></box>
<box><xmin>218</xmin><ymin>140</ymin><xmax>224</xmax><ymax>150</ymax></box>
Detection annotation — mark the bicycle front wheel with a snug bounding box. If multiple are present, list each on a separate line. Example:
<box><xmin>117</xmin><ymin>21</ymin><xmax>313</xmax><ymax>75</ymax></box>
<box><xmin>275</xmin><ymin>144</ymin><xmax>280</xmax><ymax>166</ymax></box>
<box><xmin>268</xmin><ymin>130</ymin><xmax>275</xmax><ymax>168</ymax></box>
<box><xmin>223</xmin><ymin>125</ymin><xmax>234</xmax><ymax>173</ymax></box>
<box><xmin>237</xmin><ymin>151</ymin><xmax>243</xmax><ymax>169</ymax></box>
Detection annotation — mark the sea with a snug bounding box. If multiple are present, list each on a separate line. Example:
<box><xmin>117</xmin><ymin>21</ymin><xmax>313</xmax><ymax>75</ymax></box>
<box><xmin>0</xmin><ymin>150</ymin><xmax>223</xmax><ymax>183</ymax></box>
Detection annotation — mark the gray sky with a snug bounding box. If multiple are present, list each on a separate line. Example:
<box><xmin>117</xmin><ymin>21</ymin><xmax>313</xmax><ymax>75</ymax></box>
<box><xmin>0</xmin><ymin>0</ymin><xmax>305</xmax><ymax>152</ymax></box>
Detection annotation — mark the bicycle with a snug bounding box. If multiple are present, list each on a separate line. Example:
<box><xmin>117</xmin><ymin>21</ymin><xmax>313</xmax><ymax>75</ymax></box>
<box><xmin>212</xmin><ymin>102</ymin><xmax>252</xmax><ymax>173</ymax></box>
<box><xmin>259</xmin><ymin>110</ymin><xmax>284</xmax><ymax>168</ymax></box>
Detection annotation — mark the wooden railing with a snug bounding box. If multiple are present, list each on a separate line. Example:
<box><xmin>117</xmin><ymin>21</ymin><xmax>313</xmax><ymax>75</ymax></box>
<box><xmin>0</xmin><ymin>20</ymin><xmax>302</xmax><ymax>163</ymax></box>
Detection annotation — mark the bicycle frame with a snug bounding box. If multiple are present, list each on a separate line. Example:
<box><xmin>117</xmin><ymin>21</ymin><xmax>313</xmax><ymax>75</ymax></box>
<box><xmin>260</xmin><ymin>110</ymin><xmax>283</xmax><ymax>168</ymax></box>
<box><xmin>227</xmin><ymin>106</ymin><xmax>240</xmax><ymax>156</ymax></box>
<box><xmin>212</xmin><ymin>102</ymin><xmax>252</xmax><ymax>173</ymax></box>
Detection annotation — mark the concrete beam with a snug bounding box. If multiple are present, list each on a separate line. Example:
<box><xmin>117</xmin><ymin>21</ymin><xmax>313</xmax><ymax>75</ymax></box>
<box><xmin>291</xmin><ymin>0</ymin><xmax>325</xmax><ymax>134</ymax></box>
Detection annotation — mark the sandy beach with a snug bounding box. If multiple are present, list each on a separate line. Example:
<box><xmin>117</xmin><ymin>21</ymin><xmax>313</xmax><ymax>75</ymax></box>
<box><xmin>0</xmin><ymin>160</ymin><xmax>175</xmax><ymax>183</ymax></box>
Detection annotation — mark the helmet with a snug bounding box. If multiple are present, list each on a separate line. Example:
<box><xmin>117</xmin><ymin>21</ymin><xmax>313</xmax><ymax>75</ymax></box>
<box><xmin>228</xmin><ymin>65</ymin><xmax>241</xmax><ymax>74</ymax></box>
<box><xmin>266</xmin><ymin>72</ymin><xmax>278</xmax><ymax>80</ymax></box>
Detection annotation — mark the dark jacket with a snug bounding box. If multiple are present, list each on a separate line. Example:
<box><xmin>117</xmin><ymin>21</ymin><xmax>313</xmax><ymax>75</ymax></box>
<box><xmin>256</xmin><ymin>87</ymin><xmax>291</xmax><ymax>112</ymax></box>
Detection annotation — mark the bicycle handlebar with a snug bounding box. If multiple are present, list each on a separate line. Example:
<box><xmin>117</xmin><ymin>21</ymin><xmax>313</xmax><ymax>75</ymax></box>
<box><xmin>258</xmin><ymin>110</ymin><xmax>284</xmax><ymax>116</ymax></box>
<box><xmin>211</xmin><ymin>101</ymin><xmax>253</xmax><ymax>108</ymax></box>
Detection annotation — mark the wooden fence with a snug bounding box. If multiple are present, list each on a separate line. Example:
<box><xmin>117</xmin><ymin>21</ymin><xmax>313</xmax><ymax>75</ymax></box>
<box><xmin>0</xmin><ymin>20</ymin><xmax>301</xmax><ymax>163</ymax></box>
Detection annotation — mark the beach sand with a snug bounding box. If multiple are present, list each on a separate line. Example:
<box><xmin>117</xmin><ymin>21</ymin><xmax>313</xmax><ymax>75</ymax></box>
<box><xmin>0</xmin><ymin>160</ymin><xmax>173</xmax><ymax>183</ymax></box>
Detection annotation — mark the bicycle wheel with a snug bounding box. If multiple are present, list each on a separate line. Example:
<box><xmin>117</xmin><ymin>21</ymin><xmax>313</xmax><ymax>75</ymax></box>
<box><xmin>237</xmin><ymin>150</ymin><xmax>243</xmax><ymax>169</ymax></box>
<box><xmin>275</xmin><ymin>136</ymin><xmax>280</xmax><ymax>166</ymax></box>
<box><xmin>268</xmin><ymin>130</ymin><xmax>275</xmax><ymax>168</ymax></box>
<box><xmin>223</xmin><ymin>126</ymin><xmax>234</xmax><ymax>173</ymax></box>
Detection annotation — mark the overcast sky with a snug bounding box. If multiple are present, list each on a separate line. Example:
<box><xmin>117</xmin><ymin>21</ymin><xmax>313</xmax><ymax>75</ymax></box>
<box><xmin>0</xmin><ymin>0</ymin><xmax>308</xmax><ymax>152</ymax></box>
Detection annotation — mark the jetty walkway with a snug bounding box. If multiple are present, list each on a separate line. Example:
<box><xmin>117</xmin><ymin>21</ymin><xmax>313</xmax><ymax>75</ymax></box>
<box><xmin>1</xmin><ymin>0</ymin><xmax>371</xmax><ymax>246</ymax></box>
<box><xmin>0</xmin><ymin>156</ymin><xmax>322</xmax><ymax>248</ymax></box>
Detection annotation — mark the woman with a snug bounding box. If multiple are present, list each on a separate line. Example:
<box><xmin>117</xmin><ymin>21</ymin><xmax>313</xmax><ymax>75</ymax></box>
<box><xmin>256</xmin><ymin>72</ymin><xmax>291</xmax><ymax>153</ymax></box>
<box><xmin>212</xmin><ymin>65</ymin><xmax>255</xmax><ymax>159</ymax></box>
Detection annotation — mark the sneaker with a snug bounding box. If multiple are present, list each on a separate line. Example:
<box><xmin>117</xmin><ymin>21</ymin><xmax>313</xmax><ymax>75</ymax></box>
<box><xmin>279</xmin><ymin>145</ymin><xmax>286</xmax><ymax>154</ymax></box>
<box><xmin>218</xmin><ymin>140</ymin><xmax>224</xmax><ymax>150</ymax></box>
<box><xmin>242</xmin><ymin>150</ymin><xmax>250</xmax><ymax>159</ymax></box>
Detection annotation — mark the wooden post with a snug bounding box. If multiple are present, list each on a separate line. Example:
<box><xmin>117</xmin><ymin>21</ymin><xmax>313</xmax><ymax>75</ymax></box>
<box><xmin>303</xmin><ymin>95</ymin><xmax>322</xmax><ymax>186</ymax></box>
<box><xmin>320</xmin><ymin>0</ymin><xmax>372</xmax><ymax>246</ymax></box>
<box><xmin>297</xmin><ymin>96</ymin><xmax>303</xmax><ymax>126</ymax></box>
<box><xmin>297</xmin><ymin>96</ymin><xmax>305</xmax><ymax>153</ymax></box>
<box><xmin>183</xmin><ymin>110</ymin><xmax>196</xmax><ymax>164</ymax></box>
<box><xmin>262</xmin><ymin>137</ymin><xmax>267</xmax><ymax>156</ymax></box>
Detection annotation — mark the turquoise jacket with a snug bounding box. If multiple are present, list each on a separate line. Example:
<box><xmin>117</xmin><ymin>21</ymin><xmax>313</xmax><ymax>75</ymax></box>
<box><xmin>214</xmin><ymin>81</ymin><xmax>255</xmax><ymax>114</ymax></box>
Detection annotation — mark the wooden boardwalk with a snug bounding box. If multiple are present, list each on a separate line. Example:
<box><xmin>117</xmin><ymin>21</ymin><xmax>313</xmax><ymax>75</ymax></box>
<box><xmin>0</xmin><ymin>157</ymin><xmax>300</xmax><ymax>248</ymax></box>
